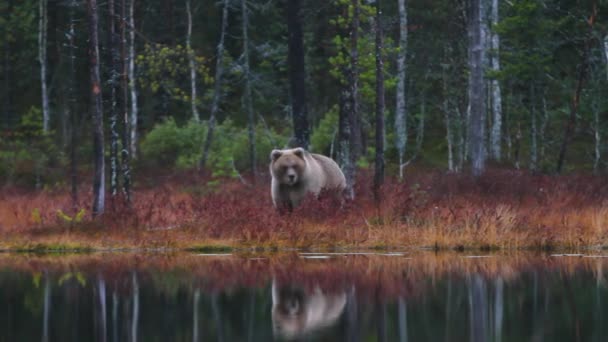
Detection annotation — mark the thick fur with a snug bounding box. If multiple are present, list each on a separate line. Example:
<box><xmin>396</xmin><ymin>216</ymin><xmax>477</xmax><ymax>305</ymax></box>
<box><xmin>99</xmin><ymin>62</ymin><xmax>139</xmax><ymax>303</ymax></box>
<box><xmin>269</xmin><ymin>147</ymin><xmax>346</xmax><ymax>209</ymax></box>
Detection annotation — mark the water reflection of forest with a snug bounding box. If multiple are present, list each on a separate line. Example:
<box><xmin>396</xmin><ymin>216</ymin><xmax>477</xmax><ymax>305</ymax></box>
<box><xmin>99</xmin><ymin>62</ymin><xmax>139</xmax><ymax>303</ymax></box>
<box><xmin>1</xmin><ymin>252</ymin><xmax>607</xmax><ymax>341</ymax></box>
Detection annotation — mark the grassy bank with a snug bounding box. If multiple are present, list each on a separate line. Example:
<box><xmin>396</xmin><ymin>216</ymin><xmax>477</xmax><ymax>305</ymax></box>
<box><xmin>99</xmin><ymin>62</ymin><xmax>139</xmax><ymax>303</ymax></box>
<box><xmin>2</xmin><ymin>168</ymin><xmax>608</xmax><ymax>252</ymax></box>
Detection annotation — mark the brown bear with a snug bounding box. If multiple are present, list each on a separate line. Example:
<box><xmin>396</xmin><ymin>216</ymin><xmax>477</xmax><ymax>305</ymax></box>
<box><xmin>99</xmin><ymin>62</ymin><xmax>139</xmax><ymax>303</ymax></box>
<box><xmin>269</xmin><ymin>147</ymin><xmax>346</xmax><ymax>210</ymax></box>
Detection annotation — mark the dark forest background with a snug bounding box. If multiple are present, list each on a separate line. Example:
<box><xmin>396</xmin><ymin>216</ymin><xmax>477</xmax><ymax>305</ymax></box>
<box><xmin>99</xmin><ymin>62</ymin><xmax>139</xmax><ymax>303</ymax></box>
<box><xmin>1</xmin><ymin>0</ymin><xmax>607</xmax><ymax>214</ymax></box>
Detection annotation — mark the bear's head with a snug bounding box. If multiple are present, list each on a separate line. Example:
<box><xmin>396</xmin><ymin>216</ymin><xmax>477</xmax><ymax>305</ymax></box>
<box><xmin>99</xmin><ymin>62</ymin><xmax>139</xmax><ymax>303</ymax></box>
<box><xmin>270</xmin><ymin>148</ymin><xmax>307</xmax><ymax>186</ymax></box>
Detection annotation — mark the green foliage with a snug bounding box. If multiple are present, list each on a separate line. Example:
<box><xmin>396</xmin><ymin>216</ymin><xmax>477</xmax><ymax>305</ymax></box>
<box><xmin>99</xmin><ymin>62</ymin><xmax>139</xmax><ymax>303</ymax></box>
<box><xmin>141</xmin><ymin>118</ymin><xmax>206</xmax><ymax>168</ymax></box>
<box><xmin>140</xmin><ymin>117</ymin><xmax>288</xmax><ymax>178</ymax></box>
<box><xmin>0</xmin><ymin>107</ymin><xmax>59</xmax><ymax>187</ymax></box>
<box><xmin>137</xmin><ymin>44</ymin><xmax>212</xmax><ymax>103</ymax></box>
<box><xmin>310</xmin><ymin>105</ymin><xmax>339</xmax><ymax>155</ymax></box>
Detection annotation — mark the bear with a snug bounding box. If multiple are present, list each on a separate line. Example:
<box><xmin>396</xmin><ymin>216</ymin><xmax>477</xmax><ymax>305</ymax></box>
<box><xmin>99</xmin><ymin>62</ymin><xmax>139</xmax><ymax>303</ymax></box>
<box><xmin>271</xmin><ymin>279</ymin><xmax>347</xmax><ymax>340</ymax></box>
<box><xmin>269</xmin><ymin>147</ymin><xmax>346</xmax><ymax>210</ymax></box>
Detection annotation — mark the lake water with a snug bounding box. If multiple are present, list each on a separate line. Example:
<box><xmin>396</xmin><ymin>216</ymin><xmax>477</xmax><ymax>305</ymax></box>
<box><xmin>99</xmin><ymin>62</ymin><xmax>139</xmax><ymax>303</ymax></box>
<box><xmin>0</xmin><ymin>251</ymin><xmax>606</xmax><ymax>341</ymax></box>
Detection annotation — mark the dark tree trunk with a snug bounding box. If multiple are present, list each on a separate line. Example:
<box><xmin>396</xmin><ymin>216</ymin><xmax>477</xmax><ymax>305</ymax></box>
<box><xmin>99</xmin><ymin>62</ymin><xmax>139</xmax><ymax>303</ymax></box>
<box><xmin>201</xmin><ymin>0</ymin><xmax>229</xmax><ymax>169</ymax></box>
<box><xmin>67</xmin><ymin>0</ymin><xmax>79</xmax><ymax>209</ymax></box>
<box><xmin>108</xmin><ymin>0</ymin><xmax>120</xmax><ymax>198</ymax></box>
<box><xmin>556</xmin><ymin>4</ymin><xmax>595</xmax><ymax>173</ymax></box>
<box><xmin>373</xmin><ymin>0</ymin><xmax>384</xmax><ymax>202</ymax></box>
<box><xmin>467</xmin><ymin>0</ymin><xmax>487</xmax><ymax>177</ymax></box>
<box><xmin>242</xmin><ymin>0</ymin><xmax>256</xmax><ymax>181</ymax></box>
<box><xmin>338</xmin><ymin>0</ymin><xmax>360</xmax><ymax>200</ymax></box>
<box><xmin>349</xmin><ymin>0</ymin><xmax>362</xmax><ymax>160</ymax></box>
<box><xmin>120</xmin><ymin>0</ymin><xmax>131</xmax><ymax>202</ymax></box>
<box><xmin>88</xmin><ymin>0</ymin><xmax>105</xmax><ymax>216</ymax></box>
<box><xmin>286</xmin><ymin>0</ymin><xmax>309</xmax><ymax>149</ymax></box>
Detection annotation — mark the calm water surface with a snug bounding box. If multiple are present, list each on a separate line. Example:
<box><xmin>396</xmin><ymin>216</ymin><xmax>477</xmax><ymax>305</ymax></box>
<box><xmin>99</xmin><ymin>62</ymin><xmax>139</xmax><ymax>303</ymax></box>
<box><xmin>0</xmin><ymin>252</ymin><xmax>606</xmax><ymax>341</ymax></box>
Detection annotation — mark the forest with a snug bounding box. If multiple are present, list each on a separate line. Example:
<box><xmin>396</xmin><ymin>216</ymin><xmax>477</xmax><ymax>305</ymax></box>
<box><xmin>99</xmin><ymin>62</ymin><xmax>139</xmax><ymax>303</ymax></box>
<box><xmin>1</xmin><ymin>0</ymin><xmax>608</xmax><ymax>250</ymax></box>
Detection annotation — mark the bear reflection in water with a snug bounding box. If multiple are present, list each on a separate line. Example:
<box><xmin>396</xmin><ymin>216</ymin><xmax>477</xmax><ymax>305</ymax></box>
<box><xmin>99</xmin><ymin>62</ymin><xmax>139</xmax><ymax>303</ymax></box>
<box><xmin>271</xmin><ymin>280</ymin><xmax>347</xmax><ymax>340</ymax></box>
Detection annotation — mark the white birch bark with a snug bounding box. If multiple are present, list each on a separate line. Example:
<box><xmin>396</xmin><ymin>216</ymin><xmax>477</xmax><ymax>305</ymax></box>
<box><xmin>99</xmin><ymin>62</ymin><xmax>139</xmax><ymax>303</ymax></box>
<box><xmin>603</xmin><ymin>35</ymin><xmax>608</xmax><ymax>80</ymax></box>
<box><xmin>186</xmin><ymin>0</ymin><xmax>199</xmax><ymax>122</ymax></box>
<box><xmin>39</xmin><ymin>0</ymin><xmax>50</xmax><ymax>132</ymax></box>
<box><xmin>396</xmin><ymin>0</ymin><xmax>408</xmax><ymax>179</ymax></box>
<box><xmin>489</xmin><ymin>0</ymin><xmax>502</xmax><ymax>161</ymax></box>
<box><xmin>128</xmin><ymin>0</ymin><xmax>139</xmax><ymax>158</ymax></box>
<box><xmin>442</xmin><ymin>64</ymin><xmax>454</xmax><ymax>171</ymax></box>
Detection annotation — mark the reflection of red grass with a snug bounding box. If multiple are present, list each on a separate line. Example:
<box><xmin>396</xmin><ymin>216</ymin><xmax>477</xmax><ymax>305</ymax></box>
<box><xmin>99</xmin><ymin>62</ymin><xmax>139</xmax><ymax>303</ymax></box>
<box><xmin>0</xmin><ymin>252</ymin><xmax>605</xmax><ymax>301</ymax></box>
<box><xmin>2</xmin><ymin>168</ymin><xmax>608</xmax><ymax>249</ymax></box>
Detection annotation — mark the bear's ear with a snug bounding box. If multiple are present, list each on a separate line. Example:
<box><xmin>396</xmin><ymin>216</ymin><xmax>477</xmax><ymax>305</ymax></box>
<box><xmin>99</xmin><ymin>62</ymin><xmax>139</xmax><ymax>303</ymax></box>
<box><xmin>293</xmin><ymin>147</ymin><xmax>305</xmax><ymax>159</ymax></box>
<box><xmin>270</xmin><ymin>149</ymin><xmax>283</xmax><ymax>161</ymax></box>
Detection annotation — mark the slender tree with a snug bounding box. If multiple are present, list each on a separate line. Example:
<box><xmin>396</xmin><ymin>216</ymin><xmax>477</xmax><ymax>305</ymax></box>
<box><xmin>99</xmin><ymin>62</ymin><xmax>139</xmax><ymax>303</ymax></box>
<box><xmin>242</xmin><ymin>0</ymin><xmax>256</xmax><ymax>180</ymax></box>
<box><xmin>556</xmin><ymin>4</ymin><xmax>596</xmax><ymax>173</ymax></box>
<box><xmin>395</xmin><ymin>0</ymin><xmax>408</xmax><ymax>179</ymax></box>
<box><xmin>128</xmin><ymin>0</ymin><xmax>138</xmax><ymax>158</ymax></box>
<box><xmin>67</xmin><ymin>0</ymin><xmax>79</xmax><ymax>209</ymax></box>
<box><xmin>120</xmin><ymin>0</ymin><xmax>131</xmax><ymax>202</ymax></box>
<box><xmin>88</xmin><ymin>0</ymin><xmax>105</xmax><ymax>216</ymax></box>
<box><xmin>201</xmin><ymin>0</ymin><xmax>229</xmax><ymax>169</ymax></box>
<box><xmin>467</xmin><ymin>0</ymin><xmax>487</xmax><ymax>177</ymax></box>
<box><xmin>108</xmin><ymin>0</ymin><xmax>120</xmax><ymax>197</ymax></box>
<box><xmin>186</xmin><ymin>0</ymin><xmax>199</xmax><ymax>122</ymax></box>
<box><xmin>39</xmin><ymin>0</ymin><xmax>50</xmax><ymax>132</ymax></box>
<box><xmin>373</xmin><ymin>0</ymin><xmax>385</xmax><ymax>201</ymax></box>
<box><xmin>286</xmin><ymin>0</ymin><xmax>309</xmax><ymax>149</ymax></box>
<box><xmin>489</xmin><ymin>0</ymin><xmax>502</xmax><ymax>161</ymax></box>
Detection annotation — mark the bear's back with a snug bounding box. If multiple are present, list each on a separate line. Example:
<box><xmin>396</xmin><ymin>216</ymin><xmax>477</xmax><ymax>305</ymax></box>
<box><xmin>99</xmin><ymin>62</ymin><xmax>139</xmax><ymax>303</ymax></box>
<box><xmin>309</xmin><ymin>153</ymin><xmax>346</xmax><ymax>190</ymax></box>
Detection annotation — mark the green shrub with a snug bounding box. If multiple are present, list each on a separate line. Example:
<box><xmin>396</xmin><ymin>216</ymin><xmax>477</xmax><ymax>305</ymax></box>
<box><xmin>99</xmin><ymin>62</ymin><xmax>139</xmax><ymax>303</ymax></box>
<box><xmin>140</xmin><ymin>118</ymin><xmax>205</xmax><ymax>169</ymax></box>
<box><xmin>310</xmin><ymin>105</ymin><xmax>339</xmax><ymax>156</ymax></box>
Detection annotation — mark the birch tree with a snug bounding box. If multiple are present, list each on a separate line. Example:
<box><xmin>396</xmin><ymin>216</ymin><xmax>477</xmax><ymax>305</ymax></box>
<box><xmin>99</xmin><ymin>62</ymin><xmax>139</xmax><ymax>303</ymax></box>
<box><xmin>128</xmin><ymin>0</ymin><xmax>138</xmax><ymax>158</ymax></box>
<box><xmin>467</xmin><ymin>0</ymin><xmax>487</xmax><ymax>177</ymax></box>
<box><xmin>242</xmin><ymin>0</ymin><xmax>256</xmax><ymax>179</ymax></box>
<box><xmin>186</xmin><ymin>0</ymin><xmax>199</xmax><ymax>122</ymax></box>
<box><xmin>338</xmin><ymin>0</ymin><xmax>361</xmax><ymax>200</ymax></box>
<box><xmin>38</xmin><ymin>0</ymin><xmax>49</xmax><ymax>131</ymax></box>
<box><xmin>489</xmin><ymin>0</ymin><xmax>502</xmax><ymax>161</ymax></box>
<box><xmin>286</xmin><ymin>0</ymin><xmax>310</xmax><ymax>149</ymax></box>
<box><xmin>120</xmin><ymin>0</ymin><xmax>131</xmax><ymax>202</ymax></box>
<box><xmin>108</xmin><ymin>0</ymin><xmax>120</xmax><ymax>197</ymax></box>
<box><xmin>39</xmin><ymin>0</ymin><xmax>50</xmax><ymax>132</ymax></box>
<box><xmin>373</xmin><ymin>0</ymin><xmax>385</xmax><ymax>201</ymax></box>
<box><xmin>88</xmin><ymin>0</ymin><xmax>105</xmax><ymax>216</ymax></box>
<box><xmin>201</xmin><ymin>0</ymin><xmax>229</xmax><ymax>169</ymax></box>
<box><xmin>395</xmin><ymin>0</ymin><xmax>408</xmax><ymax>179</ymax></box>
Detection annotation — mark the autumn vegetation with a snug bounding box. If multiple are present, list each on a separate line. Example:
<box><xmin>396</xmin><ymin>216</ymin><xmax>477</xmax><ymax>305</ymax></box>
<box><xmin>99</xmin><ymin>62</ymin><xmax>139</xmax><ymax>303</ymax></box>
<box><xmin>2</xmin><ymin>167</ymin><xmax>608</xmax><ymax>252</ymax></box>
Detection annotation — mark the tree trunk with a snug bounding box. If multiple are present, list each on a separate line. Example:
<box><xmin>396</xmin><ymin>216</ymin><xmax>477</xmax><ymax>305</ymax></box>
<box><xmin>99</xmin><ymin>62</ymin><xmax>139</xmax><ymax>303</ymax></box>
<box><xmin>67</xmin><ymin>0</ymin><xmax>79</xmax><ymax>209</ymax></box>
<box><xmin>242</xmin><ymin>0</ymin><xmax>256</xmax><ymax>180</ymax></box>
<box><xmin>286</xmin><ymin>0</ymin><xmax>309</xmax><ymax>149</ymax></box>
<box><xmin>201</xmin><ymin>0</ymin><xmax>229</xmax><ymax>169</ymax></box>
<box><xmin>593</xmin><ymin>91</ymin><xmax>600</xmax><ymax>173</ymax></box>
<box><xmin>530</xmin><ymin>86</ymin><xmax>537</xmax><ymax>171</ymax></box>
<box><xmin>373</xmin><ymin>0</ymin><xmax>384</xmax><ymax>202</ymax></box>
<box><xmin>108</xmin><ymin>0</ymin><xmax>120</xmax><ymax>198</ymax></box>
<box><xmin>442</xmin><ymin>62</ymin><xmax>454</xmax><ymax>171</ymax></box>
<box><xmin>128</xmin><ymin>0</ymin><xmax>138</xmax><ymax>158</ymax></box>
<box><xmin>398</xmin><ymin>298</ymin><xmax>408</xmax><ymax>342</ymax></box>
<box><xmin>88</xmin><ymin>0</ymin><xmax>105</xmax><ymax>216</ymax></box>
<box><xmin>186</xmin><ymin>0</ymin><xmax>199</xmax><ymax>122</ymax></box>
<box><xmin>349</xmin><ymin>0</ymin><xmax>362</xmax><ymax>161</ymax></box>
<box><xmin>603</xmin><ymin>34</ymin><xmax>608</xmax><ymax>80</ymax></box>
<box><xmin>468</xmin><ymin>275</ymin><xmax>488</xmax><ymax>342</ymax></box>
<box><xmin>539</xmin><ymin>92</ymin><xmax>548</xmax><ymax>167</ymax></box>
<box><xmin>494</xmin><ymin>278</ymin><xmax>504</xmax><ymax>342</ymax></box>
<box><xmin>39</xmin><ymin>0</ymin><xmax>50</xmax><ymax>132</ymax></box>
<box><xmin>338</xmin><ymin>0</ymin><xmax>360</xmax><ymax>200</ymax></box>
<box><xmin>467</xmin><ymin>0</ymin><xmax>487</xmax><ymax>177</ymax></box>
<box><xmin>395</xmin><ymin>0</ymin><xmax>408</xmax><ymax>178</ymax></box>
<box><xmin>120</xmin><ymin>0</ymin><xmax>131</xmax><ymax>202</ymax></box>
<box><xmin>112</xmin><ymin>292</ymin><xmax>118</xmax><ymax>342</ymax></box>
<box><xmin>556</xmin><ymin>5</ymin><xmax>596</xmax><ymax>173</ymax></box>
<box><xmin>489</xmin><ymin>0</ymin><xmax>502</xmax><ymax>161</ymax></box>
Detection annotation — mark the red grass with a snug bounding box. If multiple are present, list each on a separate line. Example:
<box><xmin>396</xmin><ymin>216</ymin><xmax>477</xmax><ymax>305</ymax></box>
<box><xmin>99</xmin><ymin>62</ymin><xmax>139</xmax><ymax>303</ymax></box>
<box><xmin>2</xmin><ymin>167</ymin><xmax>608</xmax><ymax>250</ymax></box>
